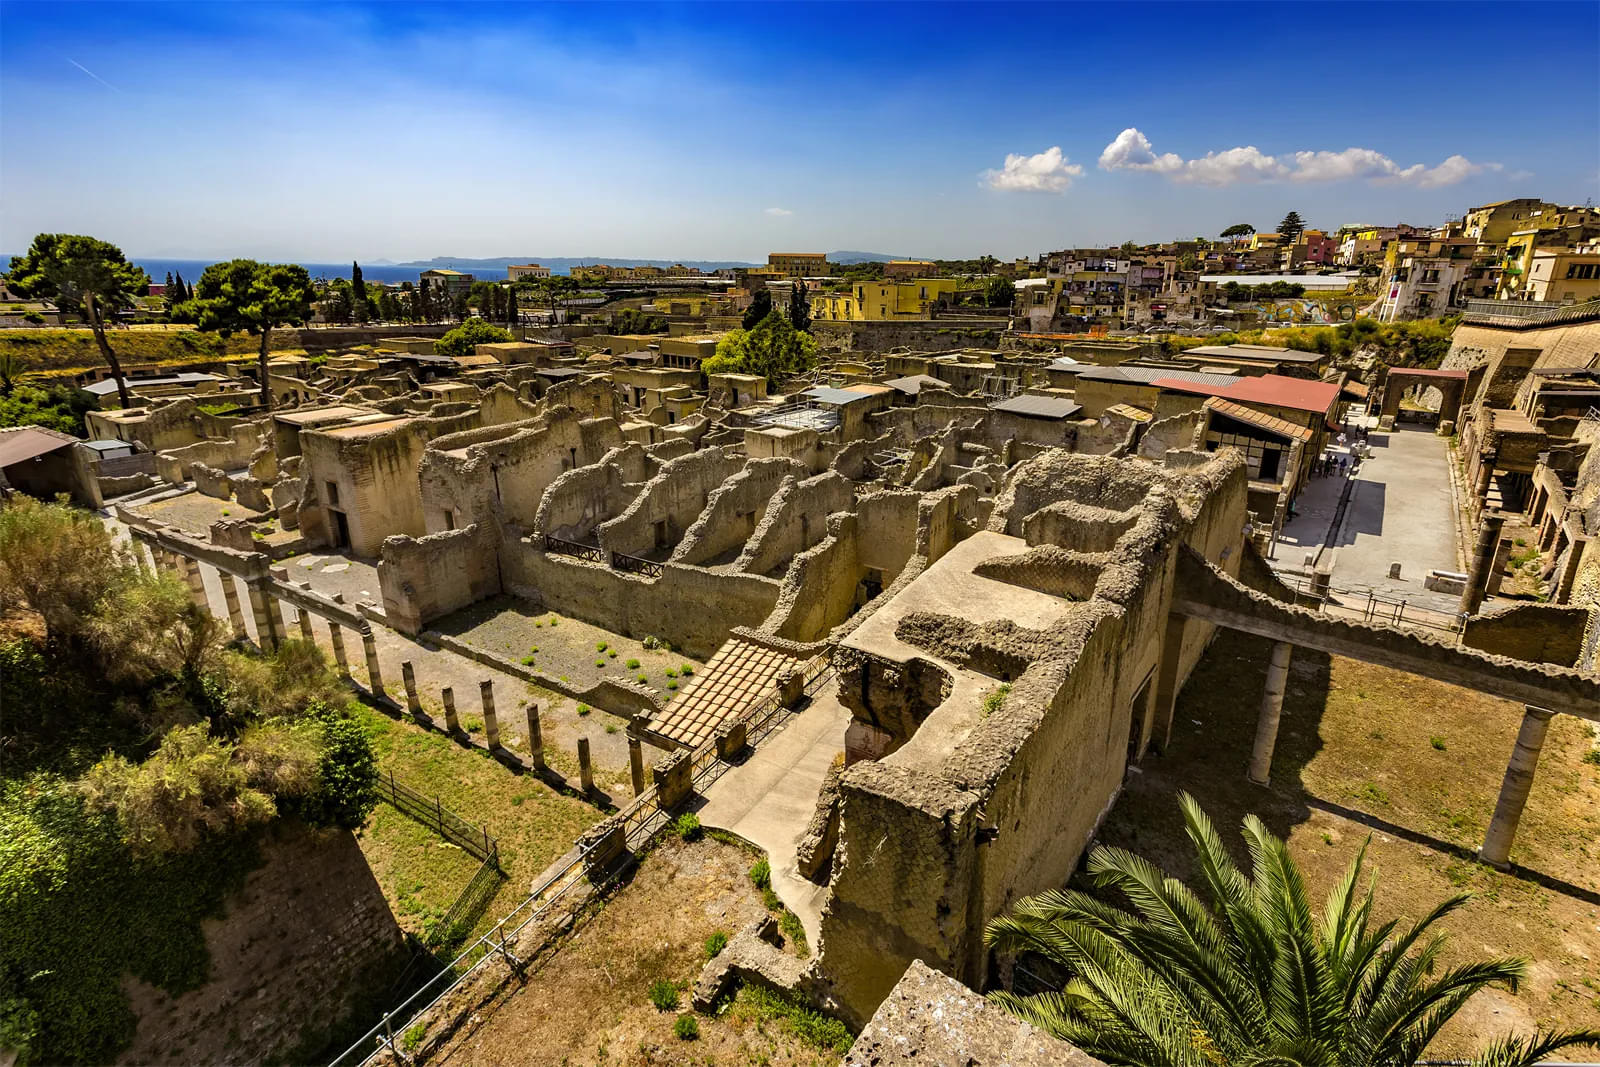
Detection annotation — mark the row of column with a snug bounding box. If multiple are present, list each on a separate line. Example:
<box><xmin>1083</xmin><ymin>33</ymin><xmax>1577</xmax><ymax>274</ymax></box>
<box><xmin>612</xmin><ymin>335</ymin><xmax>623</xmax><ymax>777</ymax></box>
<box><xmin>1151</xmin><ymin>605</ymin><xmax>1559</xmax><ymax>873</ymax></box>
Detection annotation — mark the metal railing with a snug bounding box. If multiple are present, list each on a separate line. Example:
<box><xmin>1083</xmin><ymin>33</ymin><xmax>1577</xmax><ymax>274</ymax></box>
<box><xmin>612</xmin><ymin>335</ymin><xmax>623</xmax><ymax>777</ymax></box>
<box><xmin>611</xmin><ymin>550</ymin><xmax>664</xmax><ymax>577</ymax></box>
<box><xmin>1276</xmin><ymin>574</ymin><xmax>1465</xmax><ymax>638</ymax></box>
<box><xmin>543</xmin><ymin>533</ymin><xmax>605</xmax><ymax>564</ymax></box>
<box><xmin>329</xmin><ymin>656</ymin><xmax>834</xmax><ymax>1067</ymax></box>
<box><xmin>428</xmin><ymin>856</ymin><xmax>506</xmax><ymax>951</ymax></box>
<box><xmin>1461</xmin><ymin>297</ymin><xmax>1600</xmax><ymax>328</ymax></box>
<box><xmin>377</xmin><ymin>771</ymin><xmax>500</xmax><ymax>865</ymax></box>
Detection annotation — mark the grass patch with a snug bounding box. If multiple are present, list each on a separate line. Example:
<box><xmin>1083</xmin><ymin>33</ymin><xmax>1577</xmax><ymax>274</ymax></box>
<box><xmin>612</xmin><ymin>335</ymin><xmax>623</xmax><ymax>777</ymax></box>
<box><xmin>704</xmin><ymin>930</ymin><xmax>728</xmax><ymax>959</ymax></box>
<box><xmin>981</xmin><ymin>682</ymin><xmax>1011</xmax><ymax>717</ymax></box>
<box><xmin>749</xmin><ymin>856</ymin><xmax>771</xmax><ymax>890</ymax></box>
<box><xmin>350</xmin><ymin>703</ymin><xmax>596</xmax><ymax>947</ymax></box>
<box><xmin>648</xmin><ymin>978</ymin><xmax>681</xmax><ymax>1011</ymax></box>
<box><xmin>729</xmin><ymin>983</ymin><xmax>853</xmax><ymax>1055</ymax></box>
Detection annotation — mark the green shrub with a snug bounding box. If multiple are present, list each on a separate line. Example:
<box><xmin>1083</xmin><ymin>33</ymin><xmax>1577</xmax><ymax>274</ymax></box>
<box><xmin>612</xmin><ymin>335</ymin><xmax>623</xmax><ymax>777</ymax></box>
<box><xmin>636</xmin><ymin>673</ymin><xmax>648</xmax><ymax>684</ymax></box>
<box><xmin>736</xmin><ymin>984</ymin><xmax>853</xmax><ymax>1054</ymax></box>
<box><xmin>594</xmin><ymin>658</ymin><xmax>606</xmax><ymax>668</ymax></box>
<box><xmin>626</xmin><ymin>658</ymin><xmax>641</xmax><ymax>669</ymax></box>
<box><xmin>606</xmin><ymin>650</ymin><xmax>617</xmax><ymax>658</ymax></box>
<box><xmin>704</xmin><ymin>930</ymin><xmax>729</xmax><ymax>959</ymax></box>
<box><xmin>596</xmin><ymin>641</ymin><xmax>608</xmax><ymax>652</ymax></box>
<box><xmin>520</xmin><ymin>656</ymin><xmax>536</xmax><ymax>666</ymax></box>
<box><xmin>679</xmin><ymin>664</ymin><xmax>694</xmax><ymax>676</ymax></box>
<box><xmin>980</xmin><ymin>682</ymin><xmax>1011</xmax><ymax>718</ymax></box>
<box><xmin>665</xmin><ymin>668</ymin><xmax>678</xmax><ymax>679</ymax></box>
<box><xmin>674</xmin><ymin>813</ymin><xmax>702</xmax><ymax>841</ymax></box>
<box><xmin>1429</xmin><ymin>736</ymin><xmax>1446</xmax><ymax>751</ymax></box>
<box><xmin>762</xmin><ymin>886</ymin><xmax>782</xmax><ymax>911</ymax></box>
<box><xmin>666</xmin><ymin>681</ymin><xmax>678</xmax><ymax>691</ymax></box>
<box><xmin>673</xmin><ymin>1013</ymin><xmax>699</xmax><ymax>1040</ymax></box>
<box><xmin>778</xmin><ymin>909</ymin><xmax>810</xmax><ymax>958</ymax></box>
<box><xmin>648</xmin><ymin>978</ymin><xmax>680</xmax><ymax>1011</ymax></box>
<box><xmin>749</xmin><ymin>857</ymin><xmax>771</xmax><ymax>889</ymax></box>
<box><xmin>576</xmin><ymin>703</ymin><xmax>591</xmax><ymax>716</ymax></box>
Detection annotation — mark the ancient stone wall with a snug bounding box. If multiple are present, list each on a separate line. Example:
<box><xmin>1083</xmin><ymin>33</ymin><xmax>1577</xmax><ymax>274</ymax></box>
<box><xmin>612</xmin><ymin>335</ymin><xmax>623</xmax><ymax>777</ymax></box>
<box><xmin>379</xmin><ymin>523</ymin><xmax>503</xmax><ymax>634</ymax></box>
<box><xmin>811</xmin><ymin>319</ymin><xmax>1005</xmax><ymax>354</ymax></box>
<box><xmin>155</xmin><ymin>421</ymin><xmax>267</xmax><ymax>483</ymax></box>
<box><xmin>672</xmin><ymin>458</ymin><xmax>805</xmax><ymax>565</ymax></box>
<box><xmin>1462</xmin><ymin>602</ymin><xmax>1588</xmax><ymax>667</ymax></box>
<box><xmin>531</xmin><ymin>450</ymin><xmax>643</xmax><ymax>543</ymax></box>
<box><xmin>117</xmin><ymin>824</ymin><xmax>406</xmax><ymax>1066</ymax></box>
<box><xmin>767</xmin><ymin>513</ymin><xmax>865</xmax><ymax>642</ymax></box>
<box><xmin>596</xmin><ymin>447</ymin><xmax>743</xmax><ymax>559</ymax></box>
<box><xmin>737</xmin><ymin>471</ymin><xmax>854</xmax><ymax>577</ymax></box>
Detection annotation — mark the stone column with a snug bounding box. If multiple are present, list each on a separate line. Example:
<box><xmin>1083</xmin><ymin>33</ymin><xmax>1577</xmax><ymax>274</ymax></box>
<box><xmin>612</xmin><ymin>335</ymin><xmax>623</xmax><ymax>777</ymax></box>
<box><xmin>1248</xmin><ymin>641</ymin><xmax>1294</xmax><ymax>786</ymax></box>
<box><xmin>480</xmin><ymin>680</ymin><xmax>500</xmax><ymax>748</ymax></box>
<box><xmin>441</xmin><ymin>687</ymin><xmax>460</xmax><ymax>733</ymax></box>
<box><xmin>328</xmin><ymin>621</ymin><xmax>350</xmax><ymax>677</ymax></box>
<box><xmin>578</xmin><ymin>737</ymin><xmax>594</xmax><ymax>793</ymax></box>
<box><xmin>220</xmin><ymin>574</ymin><xmax>248</xmax><ymax>640</ymax></box>
<box><xmin>181</xmin><ymin>557</ymin><xmax>210</xmax><ymax>613</ymax></box>
<box><xmin>298</xmin><ymin>606</ymin><xmax>315</xmax><ymax>644</ymax></box>
<box><xmin>361</xmin><ymin>627</ymin><xmax>386</xmax><ymax>701</ymax></box>
<box><xmin>401</xmin><ymin>661</ymin><xmax>423</xmax><ymax>719</ymax></box>
<box><xmin>525</xmin><ymin>703</ymin><xmax>544</xmax><ymax>770</ymax></box>
<box><xmin>628</xmin><ymin>736</ymin><xmax>645</xmax><ymax>796</ymax></box>
<box><xmin>278</xmin><ymin>597</ymin><xmax>297</xmax><ymax>640</ymax></box>
<box><xmin>1479</xmin><ymin>706</ymin><xmax>1554</xmax><ymax>869</ymax></box>
<box><xmin>1459</xmin><ymin>511</ymin><xmax>1505</xmax><ymax>616</ymax></box>
<box><xmin>246</xmin><ymin>580</ymin><xmax>280</xmax><ymax>651</ymax></box>
<box><xmin>1151</xmin><ymin>613</ymin><xmax>1188</xmax><ymax>753</ymax></box>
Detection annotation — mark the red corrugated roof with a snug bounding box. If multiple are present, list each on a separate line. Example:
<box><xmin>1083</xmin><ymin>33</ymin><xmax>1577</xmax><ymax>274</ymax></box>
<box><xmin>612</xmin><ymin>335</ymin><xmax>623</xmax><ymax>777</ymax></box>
<box><xmin>1151</xmin><ymin>377</ymin><xmax>1232</xmax><ymax>399</ymax></box>
<box><xmin>1212</xmin><ymin>375</ymin><xmax>1341</xmax><ymax>414</ymax></box>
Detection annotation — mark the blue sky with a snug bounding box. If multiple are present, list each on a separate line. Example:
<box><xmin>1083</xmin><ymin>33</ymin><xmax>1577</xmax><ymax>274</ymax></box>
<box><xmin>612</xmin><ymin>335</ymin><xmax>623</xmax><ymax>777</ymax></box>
<box><xmin>3</xmin><ymin>1</ymin><xmax>1597</xmax><ymax>263</ymax></box>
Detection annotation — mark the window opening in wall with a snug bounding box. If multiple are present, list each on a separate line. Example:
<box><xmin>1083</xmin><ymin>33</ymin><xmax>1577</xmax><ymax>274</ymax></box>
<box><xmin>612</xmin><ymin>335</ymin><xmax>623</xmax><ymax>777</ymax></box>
<box><xmin>325</xmin><ymin>480</ymin><xmax>340</xmax><ymax>506</ymax></box>
<box><xmin>1129</xmin><ymin>673</ymin><xmax>1154</xmax><ymax>758</ymax></box>
<box><xmin>653</xmin><ymin>519</ymin><xmax>669</xmax><ymax>549</ymax></box>
<box><xmin>444</xmin><ymin>510</ymin><xmax>456</xmax><ymax>531</ymax></box>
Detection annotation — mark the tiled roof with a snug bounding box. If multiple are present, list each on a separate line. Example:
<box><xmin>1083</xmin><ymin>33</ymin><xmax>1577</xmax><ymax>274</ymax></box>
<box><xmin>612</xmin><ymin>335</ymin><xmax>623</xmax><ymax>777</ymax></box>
<box><xmin>1205</xmin><ymin>398</ymin><xmax>1314</xmax><ymax>442</ymax></box>
<box><xmin>650</xmin><ymin>638</ymin><xmax>809</xmax><ymax>749</ymax></box>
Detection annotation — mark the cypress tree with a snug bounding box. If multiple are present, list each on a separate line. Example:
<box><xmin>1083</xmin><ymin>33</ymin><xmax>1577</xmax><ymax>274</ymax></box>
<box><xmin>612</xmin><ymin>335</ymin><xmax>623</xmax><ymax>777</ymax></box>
<box><xmin>351</xmin><ymin>261</ymin><xmax>368</xmax><ymax>322</ymax></box>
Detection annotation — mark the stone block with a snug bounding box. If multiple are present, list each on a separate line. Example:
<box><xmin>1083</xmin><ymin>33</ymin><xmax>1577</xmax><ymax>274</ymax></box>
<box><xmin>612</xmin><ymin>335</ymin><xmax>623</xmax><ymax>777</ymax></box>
<box><xmin>577</xmin><ymin>814</ymin><xmax>627</xmax><ymax>878</ymax></box>
<box><xmin>714</xmin><ymin>720</ymin><xmax>747</xmax><ymax>761</ymax></box>
<box><xmin>651</xmin><ymin>749</ymin><xmax>693</xmax><ymax>811</ymax></box>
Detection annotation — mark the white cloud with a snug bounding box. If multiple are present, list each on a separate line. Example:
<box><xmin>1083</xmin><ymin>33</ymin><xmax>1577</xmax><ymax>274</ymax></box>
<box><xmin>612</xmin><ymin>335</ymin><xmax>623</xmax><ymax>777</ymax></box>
<box><xmin>1098</xmin><ymin>127</ymin><xmax>1493</xmax><ymax>188</ymax></box>
<box><xmin>982</xmin><ymin>146</ymin><xmax>1084</xmax><ymax>193</ymax></box>
<box><xmin>763</xmin><ymin>206</ymin><xmax>793</xmax><ymax>217</ymax></box>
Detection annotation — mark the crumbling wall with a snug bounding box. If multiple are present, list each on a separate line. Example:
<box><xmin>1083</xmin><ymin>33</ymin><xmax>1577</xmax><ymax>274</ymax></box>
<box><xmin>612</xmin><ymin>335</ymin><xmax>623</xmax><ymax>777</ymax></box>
<box><xmin>155</xmin><ymin>420</ymin><xmax>266</xmax><ymax>483</ymax></box>
<box><xmin>379</xmin><ymin>523</ymin><xmax>503</xmax><ymax>635</ymax></box>
<box><xmin>672</xmin><ymin>458</ymin><xmax>806</xmax><ymax>566</ymax></box>
<box><xmin>767</xmin><ymin>513</ymin><xmax>865</xmax><ymax>642</ymax></box>
<box><xmin>505</xmin><ymin>547</ymin><xmax>780</xmax><ymax>659</ymax></box>
<box><xmin>530</xmin><ymin>452</ymin><xmax>641</xmax><ymax>543</ymax></box>
<box><xmin>298</xmin><ymin>423</ymin><xmax>428</xmax><ymax>557</ymax></box>
<box><xmin>1462</xmin><ymin>602</ymin><xmax>1588</xmax><ymax>667</ymax></box>
<box><xmin>737</xmin><ymin>471</ymin><xmax>854</xmax><ymax>576</ymax></box>
<box><xmin>597</xmin><ymin>447</ymin><xmax>743</xmax><ymax>559</ymax></box>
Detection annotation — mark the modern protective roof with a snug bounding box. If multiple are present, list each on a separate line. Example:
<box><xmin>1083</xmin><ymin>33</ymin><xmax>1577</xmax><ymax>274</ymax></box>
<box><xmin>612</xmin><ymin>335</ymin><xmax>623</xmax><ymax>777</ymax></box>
<box><xmin>82</xmin><ymin>372</ymin><xmax>220</xmax><ymax>396</ymax></box>
<box><xmin>1074</xmin><ymin>365</ymin><xmax>1241</xmax><ymax>388</ymax></box>
<box><xmin>1219</xmin><ymin>375</ymin><xmax>1341</xmax><ymax>414</ymax></box>
<box><xmin>882</xmin><ymin>374</ymin><xmax>948</xmax><ymax>395</ymax></box>
<box><xmin>1185</xmin><ymin>344</ymin><xmax>1328</xmax><ymax>364</ymax></box>
<box><xmin>989</xmin><ymin>394</ymin><xmax>1082</xmax><ymax>419</ymax></box>
<box><xmin>1205</xmin><ymin>398</ymin><xmax>1314</xmax><ymax>443</ymax></box>
<box><xmin>1386</xmin><ymin>367</ymin><xmax>1469</xmax><ymax>378</ymax></box>
<box><xmin>802</xmin><ymin>386</ymin><xmax>879</xmax><ymax>406</ymax></box>
<box><xmin>81</xmin><ymin>438</ymin><xmax>133</xmax><ymax>453</ymax></box>
<box><xmin>0</xmin><ymin>427</ymin><xmax>78</xmax><ymax>467</ymax></box>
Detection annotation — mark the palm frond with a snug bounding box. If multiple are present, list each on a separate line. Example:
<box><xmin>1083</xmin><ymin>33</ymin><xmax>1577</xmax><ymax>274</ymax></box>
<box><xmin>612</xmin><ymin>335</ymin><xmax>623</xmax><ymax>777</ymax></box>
<box><xmin>1468</xmin><ymin>1027</ymin><xmax>1600</xmax><ymax>1067</ymax></box>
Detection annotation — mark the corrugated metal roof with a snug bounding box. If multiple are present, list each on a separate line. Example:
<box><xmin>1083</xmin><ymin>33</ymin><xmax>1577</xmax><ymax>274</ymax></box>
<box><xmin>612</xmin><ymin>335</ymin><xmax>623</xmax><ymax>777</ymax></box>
<box><xmin>0</xmin><ymin>427</ymin><xmax>78</xmax><ymax>467</ymax></box>
<box><xmin>882</xmin><ymin>374</ymin><xmax>948</xmax><ymax>394</ymax></box>
<box><xmin>1205</xmin><ymin>398</ymin><xmax>1314</xmax><ymax>442</ymax></box>
<box><xmin>1185</xmin><ymin>343</ymin><xmax>1327</xmax><ymax>364</ymax></box>
<box><xmin>989</xmin><ymin>394</ymin><xmax>1082</xmax><ymax>419</ymax></box>
<box><xmin>1075</xmin><ymin>365</ymin><xmax>1241</xmax><ymax>387</ymax></box>
<box><xmin>803</xmin><ymin>386</ymin><xmax>878</xmax><ymax>406</ymax></box>
<box><xmin>1220</xmin><ymin>375</ymin><xmax>1341</xmax><ymax>414</ymax></box>
<box><xmin>82</xmin><ymin>372</ymin><xmax>220</xmax><ymax>396</ymax></box>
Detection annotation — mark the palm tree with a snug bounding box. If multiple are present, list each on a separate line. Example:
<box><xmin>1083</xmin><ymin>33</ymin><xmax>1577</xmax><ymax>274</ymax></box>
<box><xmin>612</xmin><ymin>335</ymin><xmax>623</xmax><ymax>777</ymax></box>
<box><xmin>985</xmin><ymin>793</ymin><xmax>1599</xmax><ymax>1067</ymax></box>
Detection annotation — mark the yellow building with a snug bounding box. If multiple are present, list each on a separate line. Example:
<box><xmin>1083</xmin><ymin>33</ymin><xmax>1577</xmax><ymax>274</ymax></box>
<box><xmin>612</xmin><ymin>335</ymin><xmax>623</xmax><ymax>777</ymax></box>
<box><xmin>507</xmin><ymin>264</ymin><xmax>551</xmax><ymax>280</ymax></box>
<box><xmin>1524</xmin><ymin>244</ymin><xmax>1600</xmax><ymax>304</ymax></box>
<box><xmin>767</xmin><ymin>252</ymin><xmax>829</xmax><ymax>278</ymax></box>
<box><xmin>810</xmin><ymin>278</ymin><xmax>972</xmax><ymax>321</ymax></box>
<box><xmin>884</xmin><ymin>259</ymin><xmax>936</xmax><ymax>279</ymax></box>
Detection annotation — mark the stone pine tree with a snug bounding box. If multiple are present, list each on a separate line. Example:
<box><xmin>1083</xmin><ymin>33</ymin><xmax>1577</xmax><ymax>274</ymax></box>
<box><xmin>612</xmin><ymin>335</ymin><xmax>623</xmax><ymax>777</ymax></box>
<box><xmin>1276</xmin><ymin>211</ymin><xmax>1305</xmax><ymax>241</ymax></box>
<box><xmin>5</xmin><ymin>234</ymin><xmax>150</xmax><ymax>408</ymax></box>
<box><xmin>176</xmin><ymin>259</ymin><xmax>315</xmax><ymax>411</ymax></box>
<box><xmin>350</xmin><ymin>261</ymin><xmax>368</xmax><ymax>322</ymax></box>
<box><xmin>742</xmin><ymin>289</ymin><xmax>773</xmax><ymax>329</ymax></box>
<box><xmin>1220</xmin><ymin>222</ymin><xmax>1255</xmax><ymax>238</ymax></box>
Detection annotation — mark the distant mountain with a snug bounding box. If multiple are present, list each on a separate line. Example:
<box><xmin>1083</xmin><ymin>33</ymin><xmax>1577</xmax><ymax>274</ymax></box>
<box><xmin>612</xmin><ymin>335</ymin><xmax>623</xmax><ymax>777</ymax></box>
<box><xmin>389</xmin><ymin>256</ymin><xmax>759</xmax><ymax>276</ymax></box>
<box><xmin>826</xmin><ymin>251</ymin><xmax>906</xmax><ymax>264</ymax></box>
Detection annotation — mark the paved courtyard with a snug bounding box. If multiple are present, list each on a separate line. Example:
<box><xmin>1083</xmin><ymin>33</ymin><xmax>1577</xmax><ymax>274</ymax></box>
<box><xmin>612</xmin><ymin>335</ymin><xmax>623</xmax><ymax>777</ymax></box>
<box><xmin>1272</xmin><ymin>416</ymin><xmax>1463</xmax><ymax>615</ymax></box>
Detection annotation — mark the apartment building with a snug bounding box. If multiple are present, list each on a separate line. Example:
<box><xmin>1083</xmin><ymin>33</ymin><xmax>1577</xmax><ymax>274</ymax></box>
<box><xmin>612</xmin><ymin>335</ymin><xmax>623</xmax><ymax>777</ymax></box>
<box><xmin>420</xmin><ymin>268</ymin><xmax>474</xmax><ymax>296</ymax></box>
<box><xmin>1376</xmin><ymin>235</ymin><xmax>1475</xmax><ymax>321</ymax></box>
<box><xmin>507</xmin><ymin>264</ymin><xmax>552</xmax><ymax>280</ymax></box>
<box><xmin>767</xmin><ymin>252</ymin><xmax>829</xmax><ymax>278</ymax></box>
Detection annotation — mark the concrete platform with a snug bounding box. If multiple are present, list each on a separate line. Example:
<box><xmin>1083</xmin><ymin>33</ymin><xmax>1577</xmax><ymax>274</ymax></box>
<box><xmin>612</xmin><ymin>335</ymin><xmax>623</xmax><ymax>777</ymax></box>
<box><xmin>697</xmin><ymin>689</ymin><xmax>850</xmax><ymax>948</ymax></box>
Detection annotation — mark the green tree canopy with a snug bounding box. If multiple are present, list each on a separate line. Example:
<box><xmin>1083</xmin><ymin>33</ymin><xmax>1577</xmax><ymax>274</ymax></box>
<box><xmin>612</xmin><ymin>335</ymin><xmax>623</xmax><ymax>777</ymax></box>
<box><xmin>790</xmin><ymin>279</ymin><xmax>811</xmax><ymax>332</ymax></box>
<box><xmin>5</xmin><ymin>234</ymin><xmax>150</xmax><ymax>408</ymax></box>
<box><xmin>702</xmin><ymin>311</ymin><xmax>817</xmax><ymax>386</ymax></box>
<box><xmin>175</xmin><ymin>259</ymin><xmax>315</xmax><ymax>410</ymax></box>
<box><xmin>984</xmin><ymin>276</ymin><xmax>1016</xmax><ymax>308</ymax></box>
<box><xmin>1278</xmin><ymin>211</ymin><xmax>1306</xmax><ymax>241</ymax></box>
<box><xmin>435</xmin><ymin>317</ymin><xmax>512</xmax><ymax>357</ymax></box>
<box><xmin>986</xmin><ymin>793</ymin><xmax>1600</xmax><ymax>1067</ymax></box>
<box><xmin>1221</xmin><ymin>223</ymin><xmax>1256</xmax><ymax>238</ymax></box>
<box><xmin>742</xmin><ymin>289</ymin><xmax>773</xmax><ymax>329</ymax></box>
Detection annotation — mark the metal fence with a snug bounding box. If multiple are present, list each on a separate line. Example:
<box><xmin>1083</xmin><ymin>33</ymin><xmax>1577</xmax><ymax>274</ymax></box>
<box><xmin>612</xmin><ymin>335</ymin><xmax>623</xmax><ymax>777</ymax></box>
<box><xmin>611</xmin><ymin>550</ymin><xmax>664</xmax><ymax>578</ymax></box>
<box><xmin>543</xmin><ymin>534</ymin><xmax>605</xmax><ymax>564</ymax></box>
<box><xmin>1276</xmin><ymin>574</ymin><xmax>1465</xmax><ymax>638</ymax></box>
<box><xmin>377</xmin><ymin>771</ymin><xmax>500</xmax><ymax>865</ymax></box>
<box><xmin>328</xmin><ymin>656</ymin><xmax>834</xmax><ymax>1067</ymax></box>
<box><xmin>427</xmin><ymin>856</ymin><xmax>506</xmax><ymax>952</ymax></box>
